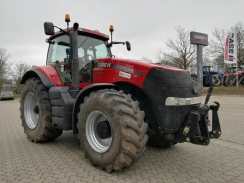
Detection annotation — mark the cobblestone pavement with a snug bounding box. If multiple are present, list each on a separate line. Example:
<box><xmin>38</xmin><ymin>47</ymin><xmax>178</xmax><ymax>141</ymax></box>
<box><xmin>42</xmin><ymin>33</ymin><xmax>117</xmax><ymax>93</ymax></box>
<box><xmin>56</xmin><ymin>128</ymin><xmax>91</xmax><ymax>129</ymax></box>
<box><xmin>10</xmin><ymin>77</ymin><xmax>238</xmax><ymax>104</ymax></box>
<box><xmin>0</xmin><ymin>95</ymin><xmax>244</xmax><ymax>183</ymax></box>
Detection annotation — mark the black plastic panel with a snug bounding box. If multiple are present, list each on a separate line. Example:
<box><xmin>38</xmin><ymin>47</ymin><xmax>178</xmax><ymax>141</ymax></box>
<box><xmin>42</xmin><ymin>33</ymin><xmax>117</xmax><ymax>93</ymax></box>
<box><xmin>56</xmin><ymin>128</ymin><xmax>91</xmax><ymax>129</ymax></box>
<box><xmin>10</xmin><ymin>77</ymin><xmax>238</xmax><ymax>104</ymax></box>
<box><xmin>142</xmin><ymin>68</ymin><xmax>200</xmax><ymax>133</ymax></box>
<box><xmin>49</xmin><ymin>86</ymin><xmax>75</xmax><ymax>130</ymax></box>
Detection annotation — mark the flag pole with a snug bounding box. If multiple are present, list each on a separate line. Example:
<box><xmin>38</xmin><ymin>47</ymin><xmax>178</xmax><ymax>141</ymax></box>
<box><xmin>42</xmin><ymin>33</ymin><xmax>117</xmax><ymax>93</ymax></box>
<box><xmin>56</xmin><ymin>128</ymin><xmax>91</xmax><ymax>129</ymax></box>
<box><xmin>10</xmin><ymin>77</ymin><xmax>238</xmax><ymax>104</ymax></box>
<box><xmin>235</xmin><ymin>28</ymin><xmax>238</xmax><ymax>91</ymax></box>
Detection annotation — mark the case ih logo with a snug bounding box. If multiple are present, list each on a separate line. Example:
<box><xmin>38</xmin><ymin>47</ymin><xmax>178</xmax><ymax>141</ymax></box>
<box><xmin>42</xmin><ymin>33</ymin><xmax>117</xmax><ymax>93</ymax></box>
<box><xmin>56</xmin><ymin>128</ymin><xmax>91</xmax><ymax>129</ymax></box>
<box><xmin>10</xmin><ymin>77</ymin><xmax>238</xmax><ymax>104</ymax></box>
<box><xmin>194</xmin><ymin>35</ymin><xmax>207</xmax><ymax>42</ymax></box>
<box><xmin>97</xmin><ymin>62</ymin><xmax>112</xmax><ymax>68</ymax></box>
<box><xmin>190</xmin><ymin>31</ymin><xmax>208</xmax><ymax>46</ymax></box>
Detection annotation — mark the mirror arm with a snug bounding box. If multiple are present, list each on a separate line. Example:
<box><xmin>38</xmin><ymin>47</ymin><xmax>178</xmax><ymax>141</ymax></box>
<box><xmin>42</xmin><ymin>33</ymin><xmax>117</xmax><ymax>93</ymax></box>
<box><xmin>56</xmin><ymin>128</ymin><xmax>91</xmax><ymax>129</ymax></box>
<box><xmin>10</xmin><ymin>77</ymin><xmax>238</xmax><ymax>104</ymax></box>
<box><xmin>112</xmin><ymin>41</ymin><xmax>125</xmax><ymax>45</ymax></box>
<box><xmin>54</xmin><ymin>26</ymin><xmax>69</xmax><ymax>36</ymax></box>
<box><xmin>107</xmin><ymin>41</ymin><xmax>125</xmax><ymax>48</ymax></box>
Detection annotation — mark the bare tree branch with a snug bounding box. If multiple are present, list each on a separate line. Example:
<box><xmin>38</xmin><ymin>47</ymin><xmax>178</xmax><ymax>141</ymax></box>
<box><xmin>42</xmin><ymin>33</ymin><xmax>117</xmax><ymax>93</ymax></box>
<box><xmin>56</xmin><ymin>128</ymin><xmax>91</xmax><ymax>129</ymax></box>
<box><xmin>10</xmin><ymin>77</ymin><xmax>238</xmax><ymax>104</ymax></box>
<box><xmin>157</xmin><ymin>26</ymin><xmax>196</xmax><ymax>70</ymax></box>
<box><xmin>0</xmin><ymin>47</ymin><xmax>11</xmax><ymax>89</ymax></box>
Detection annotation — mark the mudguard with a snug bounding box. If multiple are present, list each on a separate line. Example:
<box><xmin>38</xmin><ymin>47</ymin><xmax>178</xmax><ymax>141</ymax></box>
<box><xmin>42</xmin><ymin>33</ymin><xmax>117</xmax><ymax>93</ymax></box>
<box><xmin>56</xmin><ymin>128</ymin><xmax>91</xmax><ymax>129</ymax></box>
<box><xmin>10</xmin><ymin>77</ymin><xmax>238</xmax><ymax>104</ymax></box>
<box><xmin>20</xmin><ymin>70</ymin><xmax>55</xmax><ymax>88</ymax></box>
<box><xmin>20</xmin><ymin>65</ymin><xmax>63</xmax><ymax>88</ymax></box>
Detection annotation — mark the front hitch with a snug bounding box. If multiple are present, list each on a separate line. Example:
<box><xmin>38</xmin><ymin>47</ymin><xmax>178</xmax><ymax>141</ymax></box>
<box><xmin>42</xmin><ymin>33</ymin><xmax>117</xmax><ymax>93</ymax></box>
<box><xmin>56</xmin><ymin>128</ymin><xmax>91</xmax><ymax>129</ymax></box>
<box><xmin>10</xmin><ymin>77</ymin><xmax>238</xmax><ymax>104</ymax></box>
<box><xmin>173</xmin><ymin>76</ymin><xmax>222</xmax><ymax>145</ymax></box>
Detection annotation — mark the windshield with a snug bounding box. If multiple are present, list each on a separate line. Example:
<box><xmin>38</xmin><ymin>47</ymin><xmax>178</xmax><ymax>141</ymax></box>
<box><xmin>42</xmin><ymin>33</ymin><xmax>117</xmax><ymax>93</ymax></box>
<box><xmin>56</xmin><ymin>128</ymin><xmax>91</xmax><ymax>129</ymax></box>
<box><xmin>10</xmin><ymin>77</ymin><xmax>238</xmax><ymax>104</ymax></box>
<box><xmin>203</xmin><ymin>67</ymin><xmax>210</xmax><ymax>74</ymax></box>
<box><xmin>47</xmin><ymin>34</ymin><xmax>111</xmax><ymax>66</ymax></box>
<box><xmin>1</xmin><ymin>90</ymin><xmax>13</xmax><ymax>93</ymax></box>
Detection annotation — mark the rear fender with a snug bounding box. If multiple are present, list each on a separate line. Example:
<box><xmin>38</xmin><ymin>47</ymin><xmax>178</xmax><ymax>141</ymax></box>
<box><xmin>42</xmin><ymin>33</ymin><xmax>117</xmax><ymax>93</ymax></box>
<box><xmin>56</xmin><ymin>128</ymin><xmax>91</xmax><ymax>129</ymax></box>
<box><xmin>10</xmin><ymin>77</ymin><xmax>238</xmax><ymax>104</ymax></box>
<box><xmin>72</xmin><ymin>83</ymin><xmax>120</xmax><ymax>134</ymax></box>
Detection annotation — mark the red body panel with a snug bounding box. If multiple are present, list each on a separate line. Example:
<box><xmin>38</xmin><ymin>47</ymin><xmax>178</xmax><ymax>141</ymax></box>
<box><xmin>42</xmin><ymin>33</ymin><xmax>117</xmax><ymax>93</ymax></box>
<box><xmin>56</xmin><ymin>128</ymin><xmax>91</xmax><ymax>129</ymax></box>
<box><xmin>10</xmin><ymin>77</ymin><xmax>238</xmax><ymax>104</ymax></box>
<box><xmin>32</xmin><ymin>58</ymin><xmax>187</xmax><ymax>89</ymax></box>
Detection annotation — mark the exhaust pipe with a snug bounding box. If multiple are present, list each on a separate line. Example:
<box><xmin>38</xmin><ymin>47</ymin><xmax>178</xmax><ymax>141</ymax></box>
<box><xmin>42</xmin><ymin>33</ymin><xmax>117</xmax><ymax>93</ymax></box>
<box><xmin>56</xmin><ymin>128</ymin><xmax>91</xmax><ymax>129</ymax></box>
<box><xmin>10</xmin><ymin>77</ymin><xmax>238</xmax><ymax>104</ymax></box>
<box><xmin>71</xmin><ymin>23</ymin><xmax>79</xmax><ymax>90</ymax></box>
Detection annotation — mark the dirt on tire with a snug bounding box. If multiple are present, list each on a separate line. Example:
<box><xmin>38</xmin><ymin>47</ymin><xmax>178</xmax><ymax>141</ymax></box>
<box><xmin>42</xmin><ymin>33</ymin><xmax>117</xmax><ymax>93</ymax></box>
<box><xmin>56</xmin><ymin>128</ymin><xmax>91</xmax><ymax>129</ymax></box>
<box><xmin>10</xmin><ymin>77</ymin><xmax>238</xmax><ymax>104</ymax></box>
<box><xmin>77</xmin><ymin>89</ymin><xmax>148</xmax><ymax>172</ymax></box>
<box><xmin>20</xmin><ymin>78</ymin><xmax>62</xmax><ymax>142</ymax></box>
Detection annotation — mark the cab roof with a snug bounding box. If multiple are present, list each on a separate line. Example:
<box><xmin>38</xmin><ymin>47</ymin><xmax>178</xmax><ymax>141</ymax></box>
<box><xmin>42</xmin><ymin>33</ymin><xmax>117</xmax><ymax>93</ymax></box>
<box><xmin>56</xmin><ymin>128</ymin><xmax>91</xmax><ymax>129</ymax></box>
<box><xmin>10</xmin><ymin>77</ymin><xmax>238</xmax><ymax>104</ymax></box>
<box><xmin>49</xmin><ymin>27</ymin><xmax>109</xmax><ymax>41</ymax></box>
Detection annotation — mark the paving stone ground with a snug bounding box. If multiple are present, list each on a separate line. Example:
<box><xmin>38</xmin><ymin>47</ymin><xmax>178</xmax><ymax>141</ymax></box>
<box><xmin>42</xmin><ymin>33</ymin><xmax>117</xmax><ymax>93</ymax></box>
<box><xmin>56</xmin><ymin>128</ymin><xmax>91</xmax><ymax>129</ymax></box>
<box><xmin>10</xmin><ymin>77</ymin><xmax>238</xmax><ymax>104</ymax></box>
<box><xmin>0</xmin><ymin>95</ymin><xmax>244</xmax><ymax>183</ymax></box>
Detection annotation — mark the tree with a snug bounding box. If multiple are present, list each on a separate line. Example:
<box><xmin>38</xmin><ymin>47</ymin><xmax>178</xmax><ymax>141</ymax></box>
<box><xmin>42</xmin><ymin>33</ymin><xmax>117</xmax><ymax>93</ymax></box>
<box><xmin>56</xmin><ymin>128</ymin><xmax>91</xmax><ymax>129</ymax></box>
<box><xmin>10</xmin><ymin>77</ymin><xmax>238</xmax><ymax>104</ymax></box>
<box><xmin>11</xmin><ymin>61</ymin><xmax>30</xmax><ymax>91</ymax></box>
<box><xmin>231</xmin><ymin>22</ymin><xmax>244</xmax><ymax>66</ymax></box>
<box><xmin>0</xmin><ymin>47</ymin><xmax>11</xmax><ymax>90</ymax></box>
<box><xmin>157</xmin><ymin>26</ymin><xmax>197</xmax><ymax>70</ymax></box>
<box><xmin>206</xmin><ymin>28</ymin><xmax>226</xmax><ymax>72</ymax></box>
<box><xmin>141</xmin><ymin>56</ymin><xmax>153</xmax><ymax>63</ymax></box>
<box><xmin>208</xmin><ymin>22</ymin><xmax>244</xmax><ymax>71</ymax></box>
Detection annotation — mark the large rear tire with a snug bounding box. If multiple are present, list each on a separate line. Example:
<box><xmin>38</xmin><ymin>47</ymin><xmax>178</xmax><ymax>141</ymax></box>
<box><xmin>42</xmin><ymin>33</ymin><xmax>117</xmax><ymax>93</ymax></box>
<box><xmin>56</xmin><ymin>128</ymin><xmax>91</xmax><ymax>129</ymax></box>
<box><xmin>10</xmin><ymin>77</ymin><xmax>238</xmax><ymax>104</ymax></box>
<box><xmin>212</xmin><ymin>75</ymin><xmax>221</xmax><ymax>86</ymax></box>
<box><xmin>221</xmin><ymin>77</ymin><xmax>226</xmax><ymax>86</ymax></box>
<box><xmin>226</xmin><ymin>75</ymin><xmax>236</xmax><ymax>86</ymax></box>
<box><xmin>20</xmin><ymin>78</ymin><xmax>62</xmax><ymax>142</ymax></box>
<box><xmin>77</xmin><ymin>89</ymin><xmax>148</xmax><ymax>172</ymax></box>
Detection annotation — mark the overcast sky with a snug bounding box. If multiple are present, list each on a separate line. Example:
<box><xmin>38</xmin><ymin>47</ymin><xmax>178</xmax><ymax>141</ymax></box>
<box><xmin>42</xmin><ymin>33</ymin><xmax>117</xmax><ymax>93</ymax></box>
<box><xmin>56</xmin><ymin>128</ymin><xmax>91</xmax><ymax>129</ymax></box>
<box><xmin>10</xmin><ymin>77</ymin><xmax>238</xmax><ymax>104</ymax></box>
<box><xmin>1</xmin><ymin>0</ymin><xmax>244</xmax><ymax>67</ymax></box>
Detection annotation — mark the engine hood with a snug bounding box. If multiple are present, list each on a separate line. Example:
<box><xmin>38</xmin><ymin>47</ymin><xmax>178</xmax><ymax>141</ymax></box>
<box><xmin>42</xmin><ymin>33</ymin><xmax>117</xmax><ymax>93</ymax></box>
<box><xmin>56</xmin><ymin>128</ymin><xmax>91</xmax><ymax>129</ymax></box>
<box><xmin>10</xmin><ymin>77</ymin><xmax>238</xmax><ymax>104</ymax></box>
<box><xmin>107</xmin><ymin>58</ymin><xmax>186</xmax><ymax>72</ymax></box>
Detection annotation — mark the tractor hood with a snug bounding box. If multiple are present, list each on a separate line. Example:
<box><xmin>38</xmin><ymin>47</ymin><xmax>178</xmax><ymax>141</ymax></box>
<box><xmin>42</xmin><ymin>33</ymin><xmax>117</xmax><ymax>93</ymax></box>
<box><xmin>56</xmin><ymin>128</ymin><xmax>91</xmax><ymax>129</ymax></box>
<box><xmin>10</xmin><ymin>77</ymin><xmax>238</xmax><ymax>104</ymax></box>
<box><xmin>107</xmin><ymin>58</ymin><xmax>184</xmax><ymax>71</ymax></box>
<box><xmin>94</xmin><ymin>58</ymin><xmax>187</xmax><ymax>88</ymax></box>
<box><xmin>95</xmin><ymin>58</ymin><xmax>200</xmax><ymax>133</ymax></box>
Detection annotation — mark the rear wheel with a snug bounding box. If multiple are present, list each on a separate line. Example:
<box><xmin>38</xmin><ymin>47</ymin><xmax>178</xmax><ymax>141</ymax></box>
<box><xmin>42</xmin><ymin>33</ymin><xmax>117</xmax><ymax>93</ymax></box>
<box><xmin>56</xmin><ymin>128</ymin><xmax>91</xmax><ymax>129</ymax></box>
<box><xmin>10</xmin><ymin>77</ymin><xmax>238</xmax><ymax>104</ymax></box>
<box><xmin>221</xmin><ymin>77</ymin><xmax>226</xmax><ymax>86</ymax></box>
<box><xmin>213</xmin><ymin>76</ymin><xmax>221</xmax><ymax>86</ymax></box>
<box><xmin>20</xmin><ymin>78</ymin><xmax>62</xmax><ymax>142</ymax></box>
<box><xmin>77</xmin><ymin>89</ymin><xmax>148</xmax><ymax>172</ymax></box>
<box><xmin>226</xmin><ymin>75</ymin><xmax>236</xmax><ymax>86</ymax></box>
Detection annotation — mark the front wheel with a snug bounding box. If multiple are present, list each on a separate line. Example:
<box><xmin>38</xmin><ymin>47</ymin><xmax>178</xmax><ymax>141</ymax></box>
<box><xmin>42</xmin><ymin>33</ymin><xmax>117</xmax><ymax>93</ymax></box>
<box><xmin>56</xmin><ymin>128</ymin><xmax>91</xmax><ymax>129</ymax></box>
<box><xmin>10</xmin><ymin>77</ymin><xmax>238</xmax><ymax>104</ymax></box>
<box><xmin>20</xmin><ymin>78</ymin><xmax>62</xmax><ymax>142</ymax></box>
<box><xmin>77</xmin><ymin>89</ymin><xmax>148</xmax><ymax>172</ymax></box>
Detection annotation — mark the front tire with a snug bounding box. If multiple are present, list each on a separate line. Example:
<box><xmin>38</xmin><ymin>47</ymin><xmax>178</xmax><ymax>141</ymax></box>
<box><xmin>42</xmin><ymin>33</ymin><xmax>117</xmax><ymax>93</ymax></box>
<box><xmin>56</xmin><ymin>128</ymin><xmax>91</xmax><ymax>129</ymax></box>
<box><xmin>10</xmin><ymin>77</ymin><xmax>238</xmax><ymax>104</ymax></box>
<box><xmin>77</xmin><ymin>89</ymin><xmax>148</xmax><ymax>172</ymax></box>
<box><xmin>20</xmin><ymin>78</ymin><xmax>62</xmax><ymax>142</ymax></box>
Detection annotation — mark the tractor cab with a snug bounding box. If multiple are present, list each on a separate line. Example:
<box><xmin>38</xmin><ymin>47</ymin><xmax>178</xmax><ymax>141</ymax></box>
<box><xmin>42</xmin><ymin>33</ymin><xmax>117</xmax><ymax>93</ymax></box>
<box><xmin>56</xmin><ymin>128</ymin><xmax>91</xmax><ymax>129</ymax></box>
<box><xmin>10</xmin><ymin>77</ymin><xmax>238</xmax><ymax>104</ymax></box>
<box><xmin>46</xmin><ymin>31</ymin><xmax>111</xmax><ymax>84</ymax></box>
<box><xmin>203</xmin><ymin>66</ymin><xmax>211</xmax><ymax>75</ymax></box>
<box><xmin>44</xmin><ymin>15</ymin><xmax>131</xmax><ymax>88</ymax></box>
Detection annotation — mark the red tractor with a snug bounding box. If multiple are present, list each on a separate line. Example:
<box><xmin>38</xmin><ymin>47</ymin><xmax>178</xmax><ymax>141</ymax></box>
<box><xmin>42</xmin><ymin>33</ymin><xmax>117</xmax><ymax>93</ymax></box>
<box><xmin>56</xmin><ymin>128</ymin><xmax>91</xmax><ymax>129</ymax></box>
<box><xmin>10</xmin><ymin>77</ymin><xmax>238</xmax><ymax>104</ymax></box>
<box><xmin>20</xmin><ymin>15</ymin><xmax>222</xmax><ymax>172</ymax></box>
<box><xmin>222</xmin><ymin>63</ymin><xmax>244</xmax><ymax>86</ymax></box>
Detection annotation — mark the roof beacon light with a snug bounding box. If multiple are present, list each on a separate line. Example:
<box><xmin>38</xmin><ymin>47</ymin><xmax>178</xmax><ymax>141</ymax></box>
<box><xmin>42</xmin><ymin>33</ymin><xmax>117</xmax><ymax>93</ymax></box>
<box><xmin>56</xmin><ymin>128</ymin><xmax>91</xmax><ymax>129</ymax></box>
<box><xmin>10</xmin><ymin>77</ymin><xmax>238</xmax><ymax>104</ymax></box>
<box><xmin>109</xmin><ymin>25</ymin><xmax>114</xmax><ymax>32</ymax></box>
<box><xmin>65</xmin><ymin>14</ymin><xmax>70</xmax><ymax>23</ymax></box>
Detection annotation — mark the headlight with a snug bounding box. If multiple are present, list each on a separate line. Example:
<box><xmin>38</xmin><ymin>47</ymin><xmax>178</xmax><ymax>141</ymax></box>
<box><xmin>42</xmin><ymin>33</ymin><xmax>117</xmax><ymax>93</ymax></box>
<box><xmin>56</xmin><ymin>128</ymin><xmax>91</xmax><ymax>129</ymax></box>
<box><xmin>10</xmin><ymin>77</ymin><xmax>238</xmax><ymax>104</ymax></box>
<box><xmin>165</xmin><ymin>97</ymin><xmax>201</xmax><ymax>106</ymax></box>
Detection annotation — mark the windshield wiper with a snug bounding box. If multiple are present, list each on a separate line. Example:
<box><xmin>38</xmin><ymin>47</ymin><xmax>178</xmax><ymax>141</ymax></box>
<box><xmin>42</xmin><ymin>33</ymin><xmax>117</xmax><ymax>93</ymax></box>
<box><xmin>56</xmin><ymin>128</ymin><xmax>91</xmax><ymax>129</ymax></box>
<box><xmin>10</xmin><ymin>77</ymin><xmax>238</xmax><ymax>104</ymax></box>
<box><xmin>79</xmin><ymin>36</ymin><xmax>89</xmax><ymax>48</ymax></box>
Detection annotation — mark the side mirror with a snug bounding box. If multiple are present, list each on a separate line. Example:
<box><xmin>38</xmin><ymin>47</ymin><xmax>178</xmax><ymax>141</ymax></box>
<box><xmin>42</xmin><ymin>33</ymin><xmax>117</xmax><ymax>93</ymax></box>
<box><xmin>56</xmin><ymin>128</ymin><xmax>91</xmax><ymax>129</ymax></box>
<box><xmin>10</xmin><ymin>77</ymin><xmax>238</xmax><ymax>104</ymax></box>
<box><xmin>44</xmin><ymin>22</ymin><xmax>55</xmax><ymax>35</ymax></box>
<box><xmin>126</xmin><ymin>41</ymin><xmax>131</xmax><ymax>51</ymax></box>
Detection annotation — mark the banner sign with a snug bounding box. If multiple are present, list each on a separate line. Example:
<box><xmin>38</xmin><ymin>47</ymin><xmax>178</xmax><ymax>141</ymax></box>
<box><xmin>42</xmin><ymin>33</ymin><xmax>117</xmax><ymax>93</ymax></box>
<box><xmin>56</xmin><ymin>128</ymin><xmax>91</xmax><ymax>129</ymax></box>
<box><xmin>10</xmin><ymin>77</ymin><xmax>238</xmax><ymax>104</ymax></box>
<box><xmin>224</xmin><ymin>31</ymin><xmax>237</xmax><ymax>64</ymax></box>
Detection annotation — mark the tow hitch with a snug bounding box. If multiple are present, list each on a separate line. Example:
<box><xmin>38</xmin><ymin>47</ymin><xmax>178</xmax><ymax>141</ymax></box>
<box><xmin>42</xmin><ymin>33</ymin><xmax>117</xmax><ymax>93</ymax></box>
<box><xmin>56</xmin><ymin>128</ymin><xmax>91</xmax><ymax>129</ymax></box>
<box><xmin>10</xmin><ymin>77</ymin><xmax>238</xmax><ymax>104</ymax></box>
<box><xmin>174</xmin><ymin>76</ymin><xmax>222</xmax><ymax>145</ymax></box>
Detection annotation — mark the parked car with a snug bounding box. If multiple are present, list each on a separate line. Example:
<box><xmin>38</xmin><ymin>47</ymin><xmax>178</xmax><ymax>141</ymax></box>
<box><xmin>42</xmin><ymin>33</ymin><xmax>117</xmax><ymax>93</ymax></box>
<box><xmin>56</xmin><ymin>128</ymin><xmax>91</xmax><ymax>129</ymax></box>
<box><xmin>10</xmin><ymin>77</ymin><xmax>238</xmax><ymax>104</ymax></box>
<box><xmin>0</xmin><ymin>90</ymin><xmax>14</xmax><ymax>100</ymax></box>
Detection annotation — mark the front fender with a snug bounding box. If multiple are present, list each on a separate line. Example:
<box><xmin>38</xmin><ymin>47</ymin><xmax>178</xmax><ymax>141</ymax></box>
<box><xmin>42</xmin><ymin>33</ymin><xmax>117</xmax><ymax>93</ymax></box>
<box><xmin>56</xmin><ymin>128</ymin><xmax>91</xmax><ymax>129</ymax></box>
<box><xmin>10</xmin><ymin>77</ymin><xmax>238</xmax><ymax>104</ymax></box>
<box><xmin>20</xmin><ymin>70</ymin><xmax>55</xmax><ymax>88</ymax></box>
<box><xmin>72</xmin><ymin>83</ymin><xmax>120</xmax><ymax>134</ymax></box>
<box><xmin>20</xmin><ymin>65</ymin><xmax>62</xmax><ymax>88</ymax></box>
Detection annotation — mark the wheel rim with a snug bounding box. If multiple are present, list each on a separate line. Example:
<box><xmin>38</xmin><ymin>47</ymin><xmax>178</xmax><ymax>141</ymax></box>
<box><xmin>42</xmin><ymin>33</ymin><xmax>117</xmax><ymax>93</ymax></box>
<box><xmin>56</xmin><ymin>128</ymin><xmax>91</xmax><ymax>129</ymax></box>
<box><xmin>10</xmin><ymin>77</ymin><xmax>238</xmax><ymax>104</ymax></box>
<box><xmin>24</xmin><ymin>92</ymin><xmax>39</xmax><ymax>129</ymax></box>
<box><xmin>214</xmin><ymin>79</ymin><xmax>220</xmax><ymax>86</ymax></box>
<box><xmin>86</xmin><ymin>111</ymin><xmax>112</xmax><ymax>153</ymax></box>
